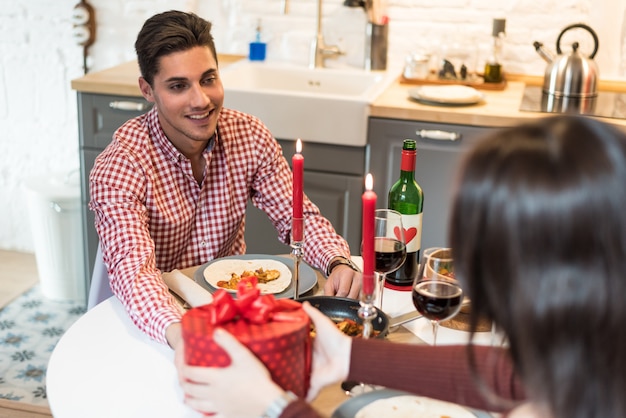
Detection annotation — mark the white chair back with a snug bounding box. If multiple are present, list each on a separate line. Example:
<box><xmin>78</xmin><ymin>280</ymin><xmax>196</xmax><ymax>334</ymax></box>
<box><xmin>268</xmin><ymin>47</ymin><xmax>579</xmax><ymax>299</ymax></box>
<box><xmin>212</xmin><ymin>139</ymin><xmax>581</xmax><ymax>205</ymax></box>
<box><xmin>87</xmin><ymin>244</ymin><xmax>113</xmax><ymax>310</ymax></box>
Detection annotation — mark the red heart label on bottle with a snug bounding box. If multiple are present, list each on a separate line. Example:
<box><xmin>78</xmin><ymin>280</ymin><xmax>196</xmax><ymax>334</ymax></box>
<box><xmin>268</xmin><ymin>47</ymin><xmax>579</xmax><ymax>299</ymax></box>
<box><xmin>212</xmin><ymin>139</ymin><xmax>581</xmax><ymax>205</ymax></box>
<box><xmin>394</xmin><ymin>226</ymin><xmax>417</xmax><ymax>243</ymax></box>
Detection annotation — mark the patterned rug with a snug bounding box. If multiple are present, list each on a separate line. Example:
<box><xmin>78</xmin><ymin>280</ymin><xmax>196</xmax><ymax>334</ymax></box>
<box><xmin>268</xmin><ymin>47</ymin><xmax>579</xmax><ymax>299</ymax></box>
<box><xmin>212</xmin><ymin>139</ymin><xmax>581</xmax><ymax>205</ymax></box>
<box><xmin>0</xmin><ymin>285</ymin><xmax>85</xmax><ymax>406</ymax></box>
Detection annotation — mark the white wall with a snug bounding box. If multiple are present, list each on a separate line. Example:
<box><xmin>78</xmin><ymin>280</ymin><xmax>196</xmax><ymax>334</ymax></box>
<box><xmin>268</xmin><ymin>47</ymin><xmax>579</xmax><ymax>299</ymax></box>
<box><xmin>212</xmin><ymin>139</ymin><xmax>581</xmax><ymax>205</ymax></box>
<box><xmin>2</xmin><ymin>0</ymin><xmax>626</xmax><ymax>252</ymax></box>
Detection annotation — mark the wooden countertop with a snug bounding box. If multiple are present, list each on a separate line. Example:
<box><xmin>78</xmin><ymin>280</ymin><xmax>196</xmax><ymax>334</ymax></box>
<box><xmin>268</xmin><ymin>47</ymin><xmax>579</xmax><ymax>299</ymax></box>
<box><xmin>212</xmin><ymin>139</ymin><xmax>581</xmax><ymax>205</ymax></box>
<box><xmin>370</xmin><ymin>74</ymin><xmax>626</xmax><ymax>129</ymax></box>
<box><xmin>369</xmin><ymin>79</ymin><xmax>538</xmax><ymax>127</ymax></box>
<box><xmin>70</xmin><ymin>54</ymin><xmax>245</xmax><ymax>97</ymax></box>
<box><xmin>72</xmin><ymin>60</ymin><xmax>626</xmax><ymax>129</ymax></box>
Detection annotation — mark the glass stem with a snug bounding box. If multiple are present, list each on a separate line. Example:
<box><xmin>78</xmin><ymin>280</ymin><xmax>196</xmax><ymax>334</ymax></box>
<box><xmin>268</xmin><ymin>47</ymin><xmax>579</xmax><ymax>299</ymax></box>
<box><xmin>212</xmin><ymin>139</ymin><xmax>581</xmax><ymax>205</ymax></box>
<box><xmin>431</xmin><ymin>321</ymin><xmax>439</xmax><ymax>346</ymax></box>
<box><xmin>377</xmin><ymin>273</ymin><xmax>385</xmax><ymax>310</ymax></box>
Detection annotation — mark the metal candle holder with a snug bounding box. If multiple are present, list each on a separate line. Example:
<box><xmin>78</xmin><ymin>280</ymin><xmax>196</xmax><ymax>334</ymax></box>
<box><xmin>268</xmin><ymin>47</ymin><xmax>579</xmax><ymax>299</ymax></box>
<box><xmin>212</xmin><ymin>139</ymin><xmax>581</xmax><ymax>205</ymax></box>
<box><xmin>290</xmin><ymin>217</ymin><xmax>305</xmax><ymax>299</ymax></box>
<box><xmin>358</xmin><ymin>274</ymin><xmax>378</xmax><ymax>339</ymax></box>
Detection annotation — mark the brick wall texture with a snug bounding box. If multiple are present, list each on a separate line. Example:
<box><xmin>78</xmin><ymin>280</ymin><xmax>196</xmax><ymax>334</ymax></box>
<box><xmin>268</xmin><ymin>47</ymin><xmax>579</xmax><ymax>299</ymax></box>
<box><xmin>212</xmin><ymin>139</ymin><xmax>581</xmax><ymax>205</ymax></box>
<box><xmin>1</xmin><ymin>0</ymin><xmax>624</xmax><ymax>251</ymax></box>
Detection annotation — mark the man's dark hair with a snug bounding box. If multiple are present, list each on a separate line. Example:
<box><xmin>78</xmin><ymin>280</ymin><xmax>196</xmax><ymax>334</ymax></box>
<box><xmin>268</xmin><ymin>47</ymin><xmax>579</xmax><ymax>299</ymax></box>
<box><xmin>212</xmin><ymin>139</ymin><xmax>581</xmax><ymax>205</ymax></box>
<box><xmin>135</xmin><ymin>10</ymin><xmax>218</xmax><ymax>86</ymax></box>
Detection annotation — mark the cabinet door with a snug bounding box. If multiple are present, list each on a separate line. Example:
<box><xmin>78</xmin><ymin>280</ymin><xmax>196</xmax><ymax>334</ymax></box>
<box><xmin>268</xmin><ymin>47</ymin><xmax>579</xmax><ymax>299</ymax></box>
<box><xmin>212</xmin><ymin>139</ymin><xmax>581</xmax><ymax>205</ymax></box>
<box><xmin>244</xmin><ymin>171</ymin><xmax>363</xmax><ymax>256</ymax></box>
<box><xmin>78</xmin><ymin>93</ymin><xmax>150</xmax><ymax>294</ymax></box>
<box><xmin>368</xmin><ymin>117</ymin><xmax>493</xmax><ymax>250</ymax></box>
<box><xmin>78</xmin><ymin>94</ymin><xmax>151</xmax><ymax>149</ymax></box>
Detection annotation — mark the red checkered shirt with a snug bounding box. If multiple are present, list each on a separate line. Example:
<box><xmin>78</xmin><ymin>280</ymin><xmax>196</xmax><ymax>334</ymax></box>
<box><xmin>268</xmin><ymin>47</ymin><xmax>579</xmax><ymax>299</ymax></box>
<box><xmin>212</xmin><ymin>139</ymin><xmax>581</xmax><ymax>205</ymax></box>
<box><xmin>89</xmin><ymin>106</ymin><xmax>351</xmax><ymax>344</ymax></box>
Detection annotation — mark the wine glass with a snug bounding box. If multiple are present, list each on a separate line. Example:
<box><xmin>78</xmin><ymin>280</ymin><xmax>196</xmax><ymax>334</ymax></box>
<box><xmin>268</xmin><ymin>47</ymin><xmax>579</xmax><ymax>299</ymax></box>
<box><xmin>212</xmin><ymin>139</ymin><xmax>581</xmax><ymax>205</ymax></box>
<box><xmin>412</xmin><ymin>247</ymin><xmax>463</xmax><ymax>345</ymax></box>
<box><xmin>373</xmin><ymin>209</ymin><xmax>407</xmax><ymax>310</ymax></box>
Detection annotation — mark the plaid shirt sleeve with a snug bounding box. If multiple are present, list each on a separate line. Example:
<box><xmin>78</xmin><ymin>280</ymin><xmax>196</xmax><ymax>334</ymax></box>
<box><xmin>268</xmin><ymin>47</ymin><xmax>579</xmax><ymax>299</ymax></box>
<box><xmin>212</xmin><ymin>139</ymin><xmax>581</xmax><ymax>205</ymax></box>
<box><xmin>89</xmin><ymin>116</ymin><xmax>183</xmax><ymax>345</ymax></box>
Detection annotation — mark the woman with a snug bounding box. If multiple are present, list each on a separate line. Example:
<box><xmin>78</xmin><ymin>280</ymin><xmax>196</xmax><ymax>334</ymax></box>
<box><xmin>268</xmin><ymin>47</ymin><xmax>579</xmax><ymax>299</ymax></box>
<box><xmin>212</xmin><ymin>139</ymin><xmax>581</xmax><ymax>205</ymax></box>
<box><xmin>176</xmin><ymin>115</ymin><xmax>626</xmax><ymax>418</ymax></box>
<box><xmin>450</xmin><ymin>114</ymin><xmax>626</xmax><ymax>418</ymax></box>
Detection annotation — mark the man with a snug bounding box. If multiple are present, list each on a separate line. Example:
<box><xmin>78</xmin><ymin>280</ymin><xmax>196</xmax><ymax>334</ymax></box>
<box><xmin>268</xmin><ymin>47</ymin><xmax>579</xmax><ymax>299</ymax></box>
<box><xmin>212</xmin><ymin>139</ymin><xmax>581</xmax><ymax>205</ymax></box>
<box><xmin>89</xmin><ymin>10</ymin><xmax>361</xmax><ymax>348</ymax></box>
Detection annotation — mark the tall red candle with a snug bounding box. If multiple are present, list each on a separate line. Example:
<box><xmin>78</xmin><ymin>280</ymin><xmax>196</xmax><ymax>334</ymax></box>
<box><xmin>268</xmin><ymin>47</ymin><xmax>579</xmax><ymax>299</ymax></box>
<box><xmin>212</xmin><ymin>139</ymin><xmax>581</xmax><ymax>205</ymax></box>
<box><xmin>362</xmin><ymin>173</ymin><xmax>376</xmax><ymax>295</ymax></box>
<box><xmin>292</xmin><ymin>139</ymin><xmax>304</xmax><ymax>241</ymax></box>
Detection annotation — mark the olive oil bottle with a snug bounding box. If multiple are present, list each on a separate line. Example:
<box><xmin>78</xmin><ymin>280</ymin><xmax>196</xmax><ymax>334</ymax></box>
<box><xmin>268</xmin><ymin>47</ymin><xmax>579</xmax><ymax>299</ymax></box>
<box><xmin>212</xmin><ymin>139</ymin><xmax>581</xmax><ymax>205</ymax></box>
<box><xmin>484</xmin><ymin>18</ymin><xmax>506</xmax><ymax>83</ymax></box>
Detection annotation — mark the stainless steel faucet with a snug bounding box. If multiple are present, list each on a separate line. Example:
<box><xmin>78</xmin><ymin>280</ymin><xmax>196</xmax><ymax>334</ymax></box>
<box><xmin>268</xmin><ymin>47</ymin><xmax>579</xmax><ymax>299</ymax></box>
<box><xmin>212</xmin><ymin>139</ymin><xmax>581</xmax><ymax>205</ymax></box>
<box><xmin>309</xmin><ymin>0</ymin><xmax>343</xmax><ymax>68</ymax></box>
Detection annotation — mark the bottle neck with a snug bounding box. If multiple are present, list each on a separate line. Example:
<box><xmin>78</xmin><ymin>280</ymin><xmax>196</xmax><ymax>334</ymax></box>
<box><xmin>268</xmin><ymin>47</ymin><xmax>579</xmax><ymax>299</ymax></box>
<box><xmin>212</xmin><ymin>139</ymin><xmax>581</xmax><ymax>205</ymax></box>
<box><xmin>400</xmin><ymin>149</ymin><xmax>416</xmax><ymax>178</ymax></box>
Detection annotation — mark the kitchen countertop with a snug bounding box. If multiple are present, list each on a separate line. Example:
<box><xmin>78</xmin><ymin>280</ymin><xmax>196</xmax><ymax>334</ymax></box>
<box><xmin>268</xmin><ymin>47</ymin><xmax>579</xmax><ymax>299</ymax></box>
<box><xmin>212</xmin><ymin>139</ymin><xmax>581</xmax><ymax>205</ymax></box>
<box><xmin>72</xmin><ymin>58</ymin><xmax>626</xmax><ymax>130</ymax></box>
<box><xmin>370</xmin><ymin>78</ymin><xmax>537</xmax><ymax>127</ymax></box>
<box><xmin>71</xmin><ymin>54</ymin><xmax>244</xmax><ymax>97</ymax></box>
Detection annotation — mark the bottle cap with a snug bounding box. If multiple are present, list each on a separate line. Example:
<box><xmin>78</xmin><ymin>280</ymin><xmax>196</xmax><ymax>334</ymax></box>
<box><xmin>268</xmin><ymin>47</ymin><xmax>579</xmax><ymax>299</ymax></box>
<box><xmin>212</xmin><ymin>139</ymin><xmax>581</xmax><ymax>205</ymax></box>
<box><xmin>402</xmin><ymin>139</ymin><xmax>416</xmax><ymax>151</ymax></box>
<box><xmin>492</xmin><ymin>18</ymin><xmax>506</xmax><ymax>37</ymax></box>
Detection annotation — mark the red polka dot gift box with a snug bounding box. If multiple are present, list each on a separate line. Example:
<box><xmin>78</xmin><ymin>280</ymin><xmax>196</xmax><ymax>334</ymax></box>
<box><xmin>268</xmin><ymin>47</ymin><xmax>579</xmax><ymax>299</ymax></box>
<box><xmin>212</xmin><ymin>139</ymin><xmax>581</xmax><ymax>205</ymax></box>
<box><xmin>181</xmin><ymin>277</ymin><xmax>312</xmax><ymax>397</ymax></box>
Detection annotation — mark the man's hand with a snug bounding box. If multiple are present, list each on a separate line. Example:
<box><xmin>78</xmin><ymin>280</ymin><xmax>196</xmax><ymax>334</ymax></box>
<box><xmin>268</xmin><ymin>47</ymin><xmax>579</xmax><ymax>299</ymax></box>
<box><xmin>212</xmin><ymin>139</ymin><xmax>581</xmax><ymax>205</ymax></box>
<box><xmin>323</xmin><ymin>265</ymin><xmax>361</xmax><ymax>299</ymax></box>
<box><xmin>166</xmin><ymin>322</ymin><xmax>183</xmax><ymax>350</ymax></box>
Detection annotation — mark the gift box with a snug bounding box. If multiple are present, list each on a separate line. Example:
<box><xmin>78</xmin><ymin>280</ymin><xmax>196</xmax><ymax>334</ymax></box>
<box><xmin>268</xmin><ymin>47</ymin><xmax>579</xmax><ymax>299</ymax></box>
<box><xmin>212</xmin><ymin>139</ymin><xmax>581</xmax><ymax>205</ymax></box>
<box><xmin>181</xmin><ymin>277</ymin><xmax>312</xmax><ymax>397</ymax></box>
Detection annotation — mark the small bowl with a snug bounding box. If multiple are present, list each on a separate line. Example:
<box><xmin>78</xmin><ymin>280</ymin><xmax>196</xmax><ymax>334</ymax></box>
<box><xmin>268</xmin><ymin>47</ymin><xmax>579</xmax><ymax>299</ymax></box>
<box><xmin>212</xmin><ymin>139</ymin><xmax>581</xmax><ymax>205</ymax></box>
<box><xmin>297</xmin><ymin>296</ymin><xmax>389</xmax><ymax>339</ymax></box>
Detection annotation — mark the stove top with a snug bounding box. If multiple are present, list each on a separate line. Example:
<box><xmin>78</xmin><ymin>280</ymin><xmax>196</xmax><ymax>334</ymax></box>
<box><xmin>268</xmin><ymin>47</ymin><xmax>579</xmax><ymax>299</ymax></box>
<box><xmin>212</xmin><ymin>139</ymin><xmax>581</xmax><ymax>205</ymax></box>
<box><xmin>519</xmin><ymin>85</ymin><xmax>626</xmax><ymax>120</ymax></box>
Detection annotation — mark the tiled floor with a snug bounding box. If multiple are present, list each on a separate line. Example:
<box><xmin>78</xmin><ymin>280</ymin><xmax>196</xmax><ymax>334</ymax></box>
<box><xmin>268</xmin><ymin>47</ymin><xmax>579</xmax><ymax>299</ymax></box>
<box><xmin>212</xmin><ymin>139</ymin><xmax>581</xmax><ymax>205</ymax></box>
<box><xmin>0</xmin><ymin>251</ymin><xmax>85</xmax><ymax>413</ymax></box>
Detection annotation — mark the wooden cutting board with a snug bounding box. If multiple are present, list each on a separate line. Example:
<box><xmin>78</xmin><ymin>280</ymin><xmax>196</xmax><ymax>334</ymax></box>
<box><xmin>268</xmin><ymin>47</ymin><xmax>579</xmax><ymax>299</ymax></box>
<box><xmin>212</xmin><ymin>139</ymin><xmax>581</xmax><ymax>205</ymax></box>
<box><xmin>400</xmin><ymin>73</ymin><xmax>508</xmax><ymax>91</ymax></box>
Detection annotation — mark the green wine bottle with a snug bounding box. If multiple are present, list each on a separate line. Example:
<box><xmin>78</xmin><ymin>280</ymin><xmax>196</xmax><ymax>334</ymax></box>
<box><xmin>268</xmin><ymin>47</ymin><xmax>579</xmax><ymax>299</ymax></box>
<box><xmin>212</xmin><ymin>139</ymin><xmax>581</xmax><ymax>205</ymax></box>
<box><xmin>387</xmin><ymin>139</ymin><xmax>424</xmax><ymax>287</ymax></box>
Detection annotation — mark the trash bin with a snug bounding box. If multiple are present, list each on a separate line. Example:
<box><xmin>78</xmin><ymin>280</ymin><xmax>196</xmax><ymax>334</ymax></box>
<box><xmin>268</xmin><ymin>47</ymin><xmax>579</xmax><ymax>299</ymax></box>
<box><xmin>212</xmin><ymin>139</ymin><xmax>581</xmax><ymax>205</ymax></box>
<box><xmin>23</xmin><ymin>170</ymin><xmax>86</xmax><ymax>304</ymax></box>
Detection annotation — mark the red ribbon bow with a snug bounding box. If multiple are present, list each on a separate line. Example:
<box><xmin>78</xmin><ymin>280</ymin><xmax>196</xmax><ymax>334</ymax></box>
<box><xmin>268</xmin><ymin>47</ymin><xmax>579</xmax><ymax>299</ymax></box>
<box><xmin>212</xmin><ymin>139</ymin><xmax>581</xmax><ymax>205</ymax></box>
<box><xmin>182</xmin><ymin>276</ymin><xmax>312</xmax><ymax>396</ymax></box>
<box><xmin>193</xmin><ymin>276</ymin><xmax>302</xmax><ymax>325</ymax></box>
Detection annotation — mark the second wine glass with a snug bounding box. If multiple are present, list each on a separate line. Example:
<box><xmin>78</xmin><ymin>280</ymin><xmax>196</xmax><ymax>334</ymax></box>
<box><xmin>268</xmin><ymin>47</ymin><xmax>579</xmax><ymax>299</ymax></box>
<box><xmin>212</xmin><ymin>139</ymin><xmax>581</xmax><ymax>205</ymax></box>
<box><xmin>412</xmin><ymin>247</ymin><xmax>463</xmax><ymax>345</ymax></box>
<box><xmin>373</xmin><ymin>209</ymin><xmax>407</xmax><ymax>309</ymax></box>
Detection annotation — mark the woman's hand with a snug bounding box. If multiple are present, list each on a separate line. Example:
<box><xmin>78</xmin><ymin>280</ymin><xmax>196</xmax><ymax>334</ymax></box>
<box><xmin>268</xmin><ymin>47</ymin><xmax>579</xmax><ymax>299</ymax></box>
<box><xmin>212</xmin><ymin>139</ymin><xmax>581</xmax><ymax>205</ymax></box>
<box><xmin>175</xmin><ymin>328</ymin><xmax>284</xmax><ymax>417</ymax></box>
<box><xmin>302</xmin><ymin>302</ymin><xmax>352</xmax><ymax>401</ymax></box>
<box><xmin>173</xmin><ymin>301</ymin><xmax>353</xmax><ymax>414</ymax></box>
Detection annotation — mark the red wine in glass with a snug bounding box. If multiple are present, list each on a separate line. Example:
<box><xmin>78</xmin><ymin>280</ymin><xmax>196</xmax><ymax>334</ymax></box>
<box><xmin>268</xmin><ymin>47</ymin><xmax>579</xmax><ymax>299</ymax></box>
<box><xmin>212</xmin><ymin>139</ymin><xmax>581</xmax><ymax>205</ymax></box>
<box><xmin>412</xmin><ymin>281</ymin><xmax>463</xmax><ymax>320</ymax></box>
<box><xmin>374</xmin><ymin>237</ymin><xmax>406</xmax><ymax>274</ymax></box>
<box><xmin>412</xmin><ymin>280</ymin><xmax>463</xmax><ymax>345</ymax></box>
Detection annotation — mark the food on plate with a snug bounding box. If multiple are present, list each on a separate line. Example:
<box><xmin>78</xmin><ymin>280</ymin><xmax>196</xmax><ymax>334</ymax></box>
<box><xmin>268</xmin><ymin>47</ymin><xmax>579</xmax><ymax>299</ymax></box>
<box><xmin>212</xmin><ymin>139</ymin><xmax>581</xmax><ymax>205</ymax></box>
<box><xmin>204</xmin><ymin>258</ymin><xmax>291</xmax><ymax>295</ymax></box>
<box><xmin>355</xmin><ymin>395</ymin><xmax>476</xmax><ymax>418</ymax></box>
<box><xmin>216</xmin><ymin>267</ymin><xmax>281</xmax><ymax>290</ymax></box>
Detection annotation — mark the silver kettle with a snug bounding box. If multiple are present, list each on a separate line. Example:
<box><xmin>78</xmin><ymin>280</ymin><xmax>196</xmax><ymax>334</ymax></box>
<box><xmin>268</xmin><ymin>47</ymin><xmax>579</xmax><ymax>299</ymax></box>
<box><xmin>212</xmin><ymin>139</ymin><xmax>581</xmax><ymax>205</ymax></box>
<box><xmin>533</xmin><ymin>23</ymin><xmax>599</xmax><ymax>98</ymax></box>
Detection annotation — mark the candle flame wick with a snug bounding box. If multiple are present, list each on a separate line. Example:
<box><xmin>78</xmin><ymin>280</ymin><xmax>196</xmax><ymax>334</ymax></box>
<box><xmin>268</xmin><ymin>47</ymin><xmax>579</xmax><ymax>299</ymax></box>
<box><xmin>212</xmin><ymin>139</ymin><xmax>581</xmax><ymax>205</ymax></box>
<box><xmin>365</xmin><ymin>173</ymin><xmax>373</xmax><ymax>190</ymax></box>
<box><xmin>296</xmin><ymin>138</ymin><xmax>302</xmax><ymax>153</ymax></box>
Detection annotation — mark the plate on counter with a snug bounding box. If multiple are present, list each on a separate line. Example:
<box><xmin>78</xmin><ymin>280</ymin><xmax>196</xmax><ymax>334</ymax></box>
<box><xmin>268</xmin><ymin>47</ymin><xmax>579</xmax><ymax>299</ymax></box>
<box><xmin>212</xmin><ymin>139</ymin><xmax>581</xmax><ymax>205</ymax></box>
<box><xmin>193</xmin><ymin>254</ymin><xmax>317</xmax><ymax>299</ymax></box>
<box><xmin>408</xmin><ymin>85</ymin><xmax>485</xmax><ymax>106</ymax></box>
<box><xmin>332</xmin><ymin>389</ymin><xmax>493</xmax><ymax>418</ymax></box>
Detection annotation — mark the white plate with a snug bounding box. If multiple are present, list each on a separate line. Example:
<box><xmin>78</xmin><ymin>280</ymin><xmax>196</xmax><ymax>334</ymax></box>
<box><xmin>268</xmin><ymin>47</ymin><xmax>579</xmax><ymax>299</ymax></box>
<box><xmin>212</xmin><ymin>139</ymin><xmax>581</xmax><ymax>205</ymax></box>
<box><xmin>203</xmin><ymin>257</ymin><xmax>292</xmax><ymax>295</ymax></box>
<box><xmin>332</xmin><ymin>389</ymin><xmax>492</xmax><ymax>418</ymax></box>
<box><xmin>193</xmin><ymin>254</ymin><xmax>317</xmax><ymax>299</ymax></box>
<box><xmin>408</xmin><ymin>85</ymin><xmax>484</xmax><ymax>106</ymax></box>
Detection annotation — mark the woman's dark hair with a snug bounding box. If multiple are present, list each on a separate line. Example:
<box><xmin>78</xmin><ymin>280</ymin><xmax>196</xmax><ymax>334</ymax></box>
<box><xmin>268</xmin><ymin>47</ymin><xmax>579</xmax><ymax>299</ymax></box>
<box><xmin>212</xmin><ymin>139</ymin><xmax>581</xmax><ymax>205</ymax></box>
<box><xmin>135</xmin><ymin>10</ymin><xmax>217</xmax><ymax>86</ymax></box>
<box><xmin>450</xmin><ymin>115</ymin><xmax>626</xmax><ymax>418</ymax></box>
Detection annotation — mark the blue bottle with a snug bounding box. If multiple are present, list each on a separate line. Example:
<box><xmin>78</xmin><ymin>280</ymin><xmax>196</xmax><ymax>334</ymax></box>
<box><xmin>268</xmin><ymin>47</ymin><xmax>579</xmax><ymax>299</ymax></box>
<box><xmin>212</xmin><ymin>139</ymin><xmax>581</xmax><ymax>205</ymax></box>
<box><xmin>249</xmin><ymin>20</ymin><xmax>266</xmax><ymax>61</ymax></box>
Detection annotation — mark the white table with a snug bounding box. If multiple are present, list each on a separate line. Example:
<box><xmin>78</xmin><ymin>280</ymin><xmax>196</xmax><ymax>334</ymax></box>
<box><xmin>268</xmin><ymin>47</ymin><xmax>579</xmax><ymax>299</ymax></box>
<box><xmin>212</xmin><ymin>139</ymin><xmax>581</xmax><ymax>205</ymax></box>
<box><xmin>46</xmin><ymin>264</ymin><xmax>489</xmax><ymax>418</ymax></box>
<box><xmin>47</xmin><ymin>296</ymin><xmax>203</xmax><ymax>418</ymax></box>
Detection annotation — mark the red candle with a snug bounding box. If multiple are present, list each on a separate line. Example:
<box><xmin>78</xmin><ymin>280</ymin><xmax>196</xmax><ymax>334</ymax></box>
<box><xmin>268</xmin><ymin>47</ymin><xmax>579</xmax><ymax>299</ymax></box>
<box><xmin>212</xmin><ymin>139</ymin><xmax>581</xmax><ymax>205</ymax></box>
<box><xmin>292</xmin><ymin>139</ymin><xmax>304</xmax><ymax>241</ymax></box>
<box><xmin>362</xmin><ymin>173</ymin><xmax>376</xmax><ymax>295</ymax></box>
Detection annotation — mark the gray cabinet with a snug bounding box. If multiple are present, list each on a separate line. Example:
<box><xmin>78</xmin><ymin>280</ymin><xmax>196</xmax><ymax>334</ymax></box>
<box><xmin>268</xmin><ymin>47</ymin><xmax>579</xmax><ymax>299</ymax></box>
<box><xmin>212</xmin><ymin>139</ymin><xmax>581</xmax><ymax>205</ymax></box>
<box><xmin>244</xmin><ymin>140</ymin><xmax>365</xmax><ymax>255</ymax></box>
<box><xmin>77</xmin><ymin>92</ymin><xmax>366</xmax><ymax>296</ymax></box>
<box><xmin>368</xmin><ymin>117</ymin><xmax>494</xmax><ymax>250</ymax></box>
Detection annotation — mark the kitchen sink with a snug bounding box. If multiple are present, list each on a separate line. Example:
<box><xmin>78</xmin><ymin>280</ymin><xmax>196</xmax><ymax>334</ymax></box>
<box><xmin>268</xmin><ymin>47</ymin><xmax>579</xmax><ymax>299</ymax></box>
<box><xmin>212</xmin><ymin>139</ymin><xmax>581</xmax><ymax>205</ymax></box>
<box><xmin>219</xmin><ymin>60</ymin><xmax>394</xmax><ymax>146</ymax></box>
